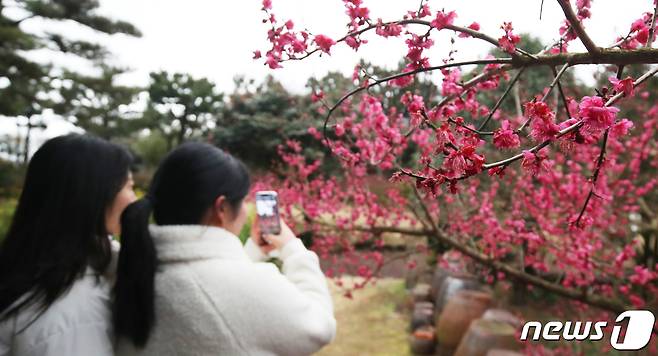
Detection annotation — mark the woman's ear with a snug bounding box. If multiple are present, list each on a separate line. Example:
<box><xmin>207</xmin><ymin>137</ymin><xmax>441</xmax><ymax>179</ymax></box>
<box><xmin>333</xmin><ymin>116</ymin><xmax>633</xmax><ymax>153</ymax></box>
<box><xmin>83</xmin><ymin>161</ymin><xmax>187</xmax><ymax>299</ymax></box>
<box><xmin>212</xmin><ymin>195</ymin><xmax>227</xmax><ymax>226</ymax></box>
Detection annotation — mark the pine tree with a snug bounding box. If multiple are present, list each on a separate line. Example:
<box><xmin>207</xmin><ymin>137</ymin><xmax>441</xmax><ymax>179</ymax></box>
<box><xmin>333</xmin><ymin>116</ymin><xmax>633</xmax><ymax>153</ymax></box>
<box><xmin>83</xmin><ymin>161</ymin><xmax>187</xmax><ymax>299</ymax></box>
<box><xmin>0</xmin><ymin>0</ymin><xmax>141</xmax><ymax>159</ymax></box>
<box><xmin>144</xmin><ymin>71</ymin><xmax>224</xmax><ymax>148</ymax></box>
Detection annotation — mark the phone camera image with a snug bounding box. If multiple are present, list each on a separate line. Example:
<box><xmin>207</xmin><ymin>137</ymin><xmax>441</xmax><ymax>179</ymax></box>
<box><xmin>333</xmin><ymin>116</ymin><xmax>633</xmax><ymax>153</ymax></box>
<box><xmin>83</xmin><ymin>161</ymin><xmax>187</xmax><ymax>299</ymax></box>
<box><xmin>255</xmin><ymin>191</ymin><xmax>281</xmax><ymax>235</ymax></box>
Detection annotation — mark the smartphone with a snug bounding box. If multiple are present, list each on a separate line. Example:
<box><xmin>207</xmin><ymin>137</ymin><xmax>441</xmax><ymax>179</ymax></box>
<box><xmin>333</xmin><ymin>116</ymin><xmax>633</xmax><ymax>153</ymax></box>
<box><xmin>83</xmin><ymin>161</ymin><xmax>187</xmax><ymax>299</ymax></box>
<box><xmin>255</xmin><ymin>191</ymin><xmax>281</xmax><ymax>235</ymax></box>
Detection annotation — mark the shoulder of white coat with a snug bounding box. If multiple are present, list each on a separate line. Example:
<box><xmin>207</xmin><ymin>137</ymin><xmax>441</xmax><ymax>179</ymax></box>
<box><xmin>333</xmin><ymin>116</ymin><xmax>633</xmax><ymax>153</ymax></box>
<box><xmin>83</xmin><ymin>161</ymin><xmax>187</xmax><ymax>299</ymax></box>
<box><xmin>0</xmin><ymin>316</ymin><xmax>14</xmax><ymax>356</ymax></box>
<box><xmin>9</xmin><ymin>275</ymin><xmax>112</xmax><ymax>349</ymax></box>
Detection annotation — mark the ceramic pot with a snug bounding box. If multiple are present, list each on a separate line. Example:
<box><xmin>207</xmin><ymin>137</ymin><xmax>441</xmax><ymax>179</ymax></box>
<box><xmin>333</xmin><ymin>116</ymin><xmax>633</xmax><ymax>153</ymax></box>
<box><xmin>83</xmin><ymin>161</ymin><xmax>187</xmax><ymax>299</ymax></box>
<box><xmin>454</xmin><ymin>319</ymin><xmax>521</xmax><ymax>356</ymax></box>
<box><xmin>430</xmin><ymin>265</ymin><xmax>450</xmax><ymax>298</ymax></box>
<box><xmin>409</xmin><ymin>325</ymin><xmax>436</xmax><ymax>355</ymax></box>
<box><xmin>436</xmin><ymin>290</ymin><xmax>493</xmax><ymax>348</ymax></box>
<box><xmin>481</xmin><ymin>308</ymin><xmax>523</xmax><ymax>329</ymax></box>
<box><xmin>434</xmin><ymin>273</ymin><xmax>482</xmax><ymax>317</ymax></box>
<box><xmin>486</xmin><ymin>350</ymin><xmax>524</xmax><ymax>356</ymax></box>
<box><xmin>412</xmin><ymin>283</ymin><xmax>432</xmax><ymax>303</ymax></box>
<box><xmin>410</xmin><ymin>302</ymin><xmax>434</xmax><ymax>330</ymax></box>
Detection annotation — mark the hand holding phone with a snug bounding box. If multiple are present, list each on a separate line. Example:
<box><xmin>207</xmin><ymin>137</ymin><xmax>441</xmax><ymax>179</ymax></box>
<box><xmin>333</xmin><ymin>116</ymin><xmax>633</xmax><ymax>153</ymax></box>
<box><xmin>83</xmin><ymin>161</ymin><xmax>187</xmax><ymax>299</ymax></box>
<box><xmin>252</xmin><ymin>191</ymin><xmax>295</xmax><ymax>252</ymax></box>
<box><xmin>252</xmin><ymin>217</ymin><xmax>295</xmax><ymax>252</ymax></box>
<box><xmin>255</xmin><ymin>191</ymin><xmax>281</xmax><ymax>235</ymax></box>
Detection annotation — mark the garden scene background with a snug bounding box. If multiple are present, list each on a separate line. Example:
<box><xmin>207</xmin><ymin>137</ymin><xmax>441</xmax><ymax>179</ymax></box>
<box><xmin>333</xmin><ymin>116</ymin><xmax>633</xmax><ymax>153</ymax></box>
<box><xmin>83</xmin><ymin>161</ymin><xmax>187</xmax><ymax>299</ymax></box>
<box><xmin>2</xmin><ymin>0</ymin><xmax>658</xmax><ymax>355</ymax></box>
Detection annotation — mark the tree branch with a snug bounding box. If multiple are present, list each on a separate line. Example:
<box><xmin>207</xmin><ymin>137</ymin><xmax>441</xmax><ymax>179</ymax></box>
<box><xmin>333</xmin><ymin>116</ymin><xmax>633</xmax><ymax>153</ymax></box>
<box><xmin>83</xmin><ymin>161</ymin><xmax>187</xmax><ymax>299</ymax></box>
<box><xmin>420</xmin><ymin>109</ymin><xmax>494</xmax><ymax>136</ymax></box>
<box><xmin>575</xmin><ymin>65</ymin><xmax>624</xmax><ymax>227</ymax></box>
<box><xmin>322</xmin><ymin>58</ymin><xmax>513</xmax><ymax>146</ymax></box>
<box><xmin>541</xmin><ymin>62</ymin><xmax>571</xmax><ymax>102</ymax></box>
<box><xmin>517</xmin><ymin>62</ymin><xmax>571</xmax><ymax>132</ymax></box>
<box><xmin>574</xmin><ymin>128</ymin><xmax>609</xmax><ymax>227</ymax></box>
<box><xmin>556</xmin><ymin>0</ymin><xmax>600</xmax><ymax>55</ymax></box>
<box><xmin>412</xmin><ymin>184</ymin><xmax>439</xmax><ymax>233</ymax></box>
<box><xmin>482</xmin><ymin>120</ymin><xmax>582</xmax><ymax>170</ymax></box>
<box><xmin>477</xmin><ymin>67</ymin><xmax>526</xmax><ymax>131</ymax></box>
<box><xmin>314</xmin><ymin>216</ymin><xmax>628</xmax><ymax>313</ymax></box>
<box><xmin>551</xmin><ymin>65</ymin><xmax>573</xmax><ymax>119</ymax></box>
<box><xmin>483</xmin><ymin>65</ymin><xmax>658</xmax><ymax>172</ymax></box>
<box><xmin>322</xmin><ymin>49</ymin><xmax>658</xmax><ymax>147</ymax></box>
<box><xmin>435</xmin><ymin>228</ymin><xmax>627</xmax><ymax>313</ymax></box>
<box><xmin>606</xmin><ymin>65</ymin><xmax>658</xmax><ymax>106</ymax></box>
<box><xmin>288</xmin><ymin>19</ymin><xmax>528</xmax><ymax>62</ymax></box>
<box><xmin>387</xmin><ymin>64</ymin><xmax>657</xmax><ymax>182</ymax></box>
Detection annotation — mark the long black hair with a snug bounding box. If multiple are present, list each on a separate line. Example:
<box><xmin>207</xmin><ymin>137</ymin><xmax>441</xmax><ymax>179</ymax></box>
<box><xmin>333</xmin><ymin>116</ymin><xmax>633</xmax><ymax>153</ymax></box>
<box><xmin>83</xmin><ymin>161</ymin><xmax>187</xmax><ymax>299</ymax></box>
<box><xmin>0</xmin><ymin>134</ymin><xmax>133</xmax><ymax>320</ymax></box>
<box><xmin>113</xmin><ymin>142</ymin><xmax>250</xmax><ymax>347</ymax></box>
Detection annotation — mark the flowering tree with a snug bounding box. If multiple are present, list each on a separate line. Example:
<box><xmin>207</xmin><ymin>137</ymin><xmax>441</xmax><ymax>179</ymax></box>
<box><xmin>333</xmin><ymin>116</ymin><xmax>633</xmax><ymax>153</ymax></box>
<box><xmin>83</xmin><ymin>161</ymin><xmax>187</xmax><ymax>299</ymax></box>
<box><xmin>256</xmin><ymin>0</ymin><xmax>658</xmax><ymax>319</ymax></box>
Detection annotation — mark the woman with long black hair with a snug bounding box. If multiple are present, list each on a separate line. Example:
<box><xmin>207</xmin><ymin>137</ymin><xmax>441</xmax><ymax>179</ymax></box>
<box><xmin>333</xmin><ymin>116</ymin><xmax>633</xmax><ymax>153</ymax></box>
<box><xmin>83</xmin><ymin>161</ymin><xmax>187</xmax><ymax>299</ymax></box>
<box><xmin>113</xmin><ymin>142</ymin><xmax>336</xmax><ymax>355</ymax></box>
<box><xmin>0</xmin><ymin>134</ymin><xmax>136</xmax><ymax>356</ymax></box>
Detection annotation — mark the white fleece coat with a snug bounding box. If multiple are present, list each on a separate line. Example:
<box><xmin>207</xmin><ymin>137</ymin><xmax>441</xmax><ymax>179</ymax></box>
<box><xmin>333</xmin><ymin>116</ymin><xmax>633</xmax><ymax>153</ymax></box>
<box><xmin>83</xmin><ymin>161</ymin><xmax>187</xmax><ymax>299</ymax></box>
<box><xmin>0</xmin><ymin>239</ymin><xmax>120</xmax><ymax>356</ymax></box>
<box><xmin>115</xmin><ymin>225</ymin><xmax>336</xmax><ymax>356</ymax></box>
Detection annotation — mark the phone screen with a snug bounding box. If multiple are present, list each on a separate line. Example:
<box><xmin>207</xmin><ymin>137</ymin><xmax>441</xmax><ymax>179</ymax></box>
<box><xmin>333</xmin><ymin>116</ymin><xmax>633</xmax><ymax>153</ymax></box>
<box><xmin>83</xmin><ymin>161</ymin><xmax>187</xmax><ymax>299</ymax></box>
<box><xmin>255</xmin><ymin>191</ymin><xmax>281</xmax><ymax>235</ymax></box>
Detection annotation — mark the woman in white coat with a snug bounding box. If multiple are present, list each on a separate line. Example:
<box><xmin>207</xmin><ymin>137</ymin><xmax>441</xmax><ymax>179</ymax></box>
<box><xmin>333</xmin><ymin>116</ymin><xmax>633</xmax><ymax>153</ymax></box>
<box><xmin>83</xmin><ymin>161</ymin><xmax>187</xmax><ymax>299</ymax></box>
<box><xmin>113</xmin><ymin>142</ymin><xmax>336</xmax><ymax>355</ymax></box>
<box><xmin>0</xmin><ymin>134</ymin><xmax>137</xmax><ymax>356</ymax></box>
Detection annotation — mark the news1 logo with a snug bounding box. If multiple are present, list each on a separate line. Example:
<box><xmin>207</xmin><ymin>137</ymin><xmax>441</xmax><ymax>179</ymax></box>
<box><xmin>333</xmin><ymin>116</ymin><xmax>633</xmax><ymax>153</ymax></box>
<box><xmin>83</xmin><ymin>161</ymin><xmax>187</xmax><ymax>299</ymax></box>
<box><xmin>520</xmin><ymin>310</ymin><xmax>655</xmax><ymax>351</ymax></box>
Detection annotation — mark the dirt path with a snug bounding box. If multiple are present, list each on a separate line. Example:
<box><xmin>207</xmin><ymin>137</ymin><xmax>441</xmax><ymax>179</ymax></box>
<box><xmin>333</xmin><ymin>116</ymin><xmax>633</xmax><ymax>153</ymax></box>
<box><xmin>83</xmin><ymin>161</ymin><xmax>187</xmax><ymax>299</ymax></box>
<box><xmin>317</xmin><ymin>277</ymin><xmax>411</xmax><ymax>356</ymax></box>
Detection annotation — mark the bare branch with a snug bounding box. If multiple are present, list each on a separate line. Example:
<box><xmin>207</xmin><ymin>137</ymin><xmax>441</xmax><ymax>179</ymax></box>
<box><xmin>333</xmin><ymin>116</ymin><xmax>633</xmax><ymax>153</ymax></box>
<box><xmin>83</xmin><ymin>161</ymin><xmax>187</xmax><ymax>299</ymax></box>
<box><xmin>397</xmin><ymin>167</ymin><xmax>430</xmax><ymax>181</ymax></box>
<box><xmin>516</xmin><ymin>48</ymin><xmax>658</xmax><ymax>66</ymax></box>
<box><xmin>551</xmin><ymin>66</ymin><xmax>573</xmax><ymax>119</ymax></box>
<box><xmin>412</xmin><ymin>184</ymin><xmax>439</xmax><ymax>233</ymax></box>
<box><xmin>542</xmin><ymin>63</ymin><xmax>571</xmax><ymax>102</ymax></box>
<box><xmin>477</xmin><ymin>67</ymin><xmax>526</xmax><ymax>131</ymax></box>
<box><xmin>574</xmin><ymin>128</ymin><xmax>609</xmax><ymax>227</ymax></box>
<box><xmin>421</xmin><ymin>109</ymin><xmax>494</xmax><ymax>136</ymax></box>
<box><xmin>313</xmin><ymin>218</ymin><xmax>430</xmax><ymax>237</ymax></box>
<box><xmin>448</xmin><ymin>117</ymin><xmax>493</xmax><ymax>136</ymax></box>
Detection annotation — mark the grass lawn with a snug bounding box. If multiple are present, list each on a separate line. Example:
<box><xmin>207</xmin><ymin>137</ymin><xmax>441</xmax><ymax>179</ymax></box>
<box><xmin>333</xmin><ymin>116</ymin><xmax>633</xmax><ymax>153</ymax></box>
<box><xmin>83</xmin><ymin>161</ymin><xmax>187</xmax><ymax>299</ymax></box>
<box><xmin>317</xmin><ymin>277</ymin><xmax>411</xmax><ymax>356</ymax></box>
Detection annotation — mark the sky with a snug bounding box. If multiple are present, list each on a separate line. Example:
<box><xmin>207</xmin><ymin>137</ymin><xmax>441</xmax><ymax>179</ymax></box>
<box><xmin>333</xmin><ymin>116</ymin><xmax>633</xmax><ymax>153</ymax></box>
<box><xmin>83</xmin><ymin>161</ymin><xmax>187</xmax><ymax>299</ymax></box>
<box><xmin>1</xmin><ymin>0</ymin><xmax>655</xmax><ymax>154</ymax></box>
<box><xmin>91</xmin><ymin>0</ymin><xmax>650</xmax><ymax>92</ymax></box>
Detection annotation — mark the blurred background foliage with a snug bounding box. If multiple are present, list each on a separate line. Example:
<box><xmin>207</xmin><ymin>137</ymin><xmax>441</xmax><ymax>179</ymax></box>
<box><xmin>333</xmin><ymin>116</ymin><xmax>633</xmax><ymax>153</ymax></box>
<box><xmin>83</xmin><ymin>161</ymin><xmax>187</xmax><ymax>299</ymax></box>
<box><xmin>2</xmin><ymin>5</ymin><xmax>658</xmax><ymax>354</ymax></box>
<box><xmin>4</xmin><ymin>1</ymin><xmax>652</xmax><ymax>250</ymax></box>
